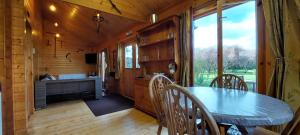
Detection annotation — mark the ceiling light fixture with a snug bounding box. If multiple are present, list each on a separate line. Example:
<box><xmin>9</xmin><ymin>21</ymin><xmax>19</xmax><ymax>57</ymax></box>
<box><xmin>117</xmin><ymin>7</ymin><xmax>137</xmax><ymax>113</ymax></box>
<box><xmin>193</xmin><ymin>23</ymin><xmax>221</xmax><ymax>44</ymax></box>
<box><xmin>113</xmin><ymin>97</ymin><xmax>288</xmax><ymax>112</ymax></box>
<box><xmin>55</xmin><ymin>33</ymin><xmax>60</xmax><ymax>38</ymax></box>
<box><xmin>49</xmin><ymin>4</ymin><xmax>56</xmax><ymax>12</ymax></box>
<box><xmin>92</xmin><ymin>11</ymin><xmax>104</xmax><ymax>33</ymax></box>
<box><xmin>54</xmin><ymin>22</ymin><xmax>58</xmax><ymax>27</ymax></box>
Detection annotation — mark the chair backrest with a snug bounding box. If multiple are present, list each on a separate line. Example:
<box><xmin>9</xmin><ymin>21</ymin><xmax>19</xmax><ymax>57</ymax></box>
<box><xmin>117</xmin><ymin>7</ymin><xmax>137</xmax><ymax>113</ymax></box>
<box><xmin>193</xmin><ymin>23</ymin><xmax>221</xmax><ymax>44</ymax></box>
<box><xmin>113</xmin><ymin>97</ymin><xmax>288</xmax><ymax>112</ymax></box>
<box><xmin>282</xmin><ymin>107</ymin><xmax>300</xmax><ymax>135</ymax></box>
<box><xmin>149</xmin><ymin>74</ymin><xmax>173</xmax><ymax>124</ymax></box>
<box><xmin>210</xmin><ymin>74</ymin><xmax>248</xmax><ymax>91</ymax></box>
<box><xmin>162</xmin><ymin>84</ymin><xmax>220</xmax><ymax>135</ymax></box>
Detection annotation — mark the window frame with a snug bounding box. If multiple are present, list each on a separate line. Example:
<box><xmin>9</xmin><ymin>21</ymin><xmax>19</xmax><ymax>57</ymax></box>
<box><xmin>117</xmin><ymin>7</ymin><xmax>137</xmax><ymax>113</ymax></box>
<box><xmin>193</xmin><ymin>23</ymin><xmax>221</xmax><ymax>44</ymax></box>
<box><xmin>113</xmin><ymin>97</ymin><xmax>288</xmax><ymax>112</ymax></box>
<box><xmin>124</xmin><ymin>45</ymin><xmax>133</xmax><ymax>69</ymax></box>
<box><xmin>192</xmin><ymin>0</ymin><xmax>264</xmax><ymax>92</ymax></box>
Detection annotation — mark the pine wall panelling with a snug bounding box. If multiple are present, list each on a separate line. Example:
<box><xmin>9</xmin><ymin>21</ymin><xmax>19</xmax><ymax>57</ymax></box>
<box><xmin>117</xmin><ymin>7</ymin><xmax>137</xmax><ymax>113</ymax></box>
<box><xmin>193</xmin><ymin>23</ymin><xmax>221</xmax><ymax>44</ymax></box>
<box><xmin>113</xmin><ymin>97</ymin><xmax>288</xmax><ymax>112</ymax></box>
<box><xmin>2</xmin><ymin>0</ymin><xmax>28</xmax><ymax>134</ymax></box>
<box><xmin>39</xmin><ymin>20</ymin><xmax>97</xmax><ymax>76</ymax></box>
<box><xmin>25</xmin><ymin>0</ymin><xmax>44</xmax><ymax>117</ymax></box>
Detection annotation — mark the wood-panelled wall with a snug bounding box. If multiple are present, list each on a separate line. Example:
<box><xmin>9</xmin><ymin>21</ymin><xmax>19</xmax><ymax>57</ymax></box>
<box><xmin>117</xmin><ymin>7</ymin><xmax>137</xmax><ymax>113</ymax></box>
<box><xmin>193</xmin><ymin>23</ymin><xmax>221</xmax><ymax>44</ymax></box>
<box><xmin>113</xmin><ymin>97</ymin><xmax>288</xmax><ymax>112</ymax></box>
<box><xmin>1</xmin><ymin>0</ymin><xmax>27</xmax><ymax>134</ymax></box>
<box><xmin>24</xmin><ymin>0</ymin><xmax>44</xmax><ymax>118</ymax></box>
<box><xmin>0</xmin><ymin>0</ymin><xmax>45</xmax><ymax>134</ymax></box>
<box><xmin>0</xmin><ymin>0</ymin><xmax>4</xmax><ymax>83</ymax></box>
<box><xmin>39</xmin><ymin>20</ymin><xmax>97</xmax><ymax>76</ymax></box>
<box><xmin>25</xmin><ymin>0</ymin><xmax>43</xmax><ymax>80</ymax></box>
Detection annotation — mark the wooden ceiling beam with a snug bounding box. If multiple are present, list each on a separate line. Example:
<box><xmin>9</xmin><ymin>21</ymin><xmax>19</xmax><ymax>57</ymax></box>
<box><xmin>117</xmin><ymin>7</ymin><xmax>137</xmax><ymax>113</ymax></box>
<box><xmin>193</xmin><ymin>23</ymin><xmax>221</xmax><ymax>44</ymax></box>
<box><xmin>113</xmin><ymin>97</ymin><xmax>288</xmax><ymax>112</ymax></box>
<box><xmin>62</xmin><ymin>0</ymin><xmax>146</xmax><ymax>22</ymax></box>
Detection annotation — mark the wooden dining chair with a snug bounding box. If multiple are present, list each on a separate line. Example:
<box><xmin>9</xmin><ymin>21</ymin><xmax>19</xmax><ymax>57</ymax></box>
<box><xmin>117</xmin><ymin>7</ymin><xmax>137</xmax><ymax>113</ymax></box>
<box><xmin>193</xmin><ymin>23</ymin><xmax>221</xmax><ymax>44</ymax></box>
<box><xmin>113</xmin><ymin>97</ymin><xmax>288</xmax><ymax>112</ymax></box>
<box><xmin>162</xmin><ymin>84</ymin><xmax>220</xmax><ymax>135</ymax></box>
<box><xmin>253</xmin><ymin>107</ymin><xmax>300</xmax><ymax>135</ymax></box>
<box><xmin>149</xmin><ymin>74</ymin><xmax>173</xmax><ymax>135</ymax></box>
<box><xmin>210</xmin><ymin>74</ymin><xmax>248</xmax><ymax>91</ymax></box>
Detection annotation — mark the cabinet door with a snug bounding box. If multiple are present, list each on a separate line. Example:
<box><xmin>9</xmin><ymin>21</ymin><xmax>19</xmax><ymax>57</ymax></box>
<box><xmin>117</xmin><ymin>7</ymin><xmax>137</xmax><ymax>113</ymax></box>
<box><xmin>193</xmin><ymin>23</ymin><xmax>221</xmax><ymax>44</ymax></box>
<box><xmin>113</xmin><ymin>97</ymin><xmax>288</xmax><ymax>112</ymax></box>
<box><xmin>134</xmin><ymin>84</ymin><xmax>145</xmax><ymax>109</ymax></box>
<box><xmin>46</xmin><ymin>83</ymin><xmax>63</xmax><ymax>95</ymax></box>
<box><xmin>64</xmin><ymin>82</ymin><xmax>80</xmax><ymax>94</ymax></box>
<box><xmin>134</xmin><ymin>83</ymin><xmax>155</xmax><ymax>115</ymax></box>
<box><xmin>143</xmin><ymin>89</ymin><xmax>154</xmax><ymax>114</ymax></box>
<box><xmin>79</xmin><ymin>81</ymin><xmax>94</xmax><ymax>93</ymax></box>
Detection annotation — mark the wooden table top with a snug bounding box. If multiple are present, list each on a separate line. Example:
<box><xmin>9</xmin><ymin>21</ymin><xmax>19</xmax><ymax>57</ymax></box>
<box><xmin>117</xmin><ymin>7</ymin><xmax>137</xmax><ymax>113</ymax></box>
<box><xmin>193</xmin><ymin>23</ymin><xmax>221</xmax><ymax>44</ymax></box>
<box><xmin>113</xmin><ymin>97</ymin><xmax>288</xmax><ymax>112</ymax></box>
<box><xmin>187</xmin><ymin>87</ymin><xmax>294</xmax><ymax>127</ymax></box>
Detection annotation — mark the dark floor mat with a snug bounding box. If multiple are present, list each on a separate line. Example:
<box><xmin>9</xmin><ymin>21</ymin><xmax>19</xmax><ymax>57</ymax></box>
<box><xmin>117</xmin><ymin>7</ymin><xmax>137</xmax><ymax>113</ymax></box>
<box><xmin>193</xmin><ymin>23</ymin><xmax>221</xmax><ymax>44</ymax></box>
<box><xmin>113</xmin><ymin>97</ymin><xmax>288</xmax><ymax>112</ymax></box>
<box><xmin>84</xmin><ymin>94</ymin><xmax>134</xmax><ymax>116</ymax></box>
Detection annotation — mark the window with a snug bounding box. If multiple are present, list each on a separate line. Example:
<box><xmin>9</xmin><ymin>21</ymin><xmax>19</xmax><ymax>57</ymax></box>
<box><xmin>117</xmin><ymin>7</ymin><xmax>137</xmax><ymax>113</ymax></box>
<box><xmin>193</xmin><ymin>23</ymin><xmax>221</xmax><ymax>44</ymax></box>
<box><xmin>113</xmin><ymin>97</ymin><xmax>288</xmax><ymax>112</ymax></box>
<box><xmin>193</xmin><ymin>1</ymin><xmax>257</xmax><ymax>90</ymax></box>
<box><xmin>222</xmin><ymin>2</ymin><xmax>257</xmax><ymax>90</ymax></box>
<box><xmin>101</xmin><ymin>51</ymin><xmax>107</xmax><ymax>82</ymax></box>
<box><xmin>136</xmin><ymin>44</ymin><xmax>140</xmax><ymax>68</ymax></box>
<box><xmin>193</xmin><ymin>13</ymin><xmax>218</xmax><ymax>86</ymax></box>
<box><xmin>125</xmin><ymin>45</ymin><xmax>133</xmax><ymax>68</ymax></box>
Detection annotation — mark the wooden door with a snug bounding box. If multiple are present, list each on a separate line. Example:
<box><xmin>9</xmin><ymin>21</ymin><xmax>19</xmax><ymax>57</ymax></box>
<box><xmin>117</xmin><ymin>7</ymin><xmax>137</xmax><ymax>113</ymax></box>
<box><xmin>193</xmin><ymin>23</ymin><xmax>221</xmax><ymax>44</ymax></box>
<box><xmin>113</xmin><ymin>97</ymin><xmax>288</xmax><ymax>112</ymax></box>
<box><xmin>122</xmin><ymin>43</ymin><xmax>137</xmax><ymax>99</ymax></box>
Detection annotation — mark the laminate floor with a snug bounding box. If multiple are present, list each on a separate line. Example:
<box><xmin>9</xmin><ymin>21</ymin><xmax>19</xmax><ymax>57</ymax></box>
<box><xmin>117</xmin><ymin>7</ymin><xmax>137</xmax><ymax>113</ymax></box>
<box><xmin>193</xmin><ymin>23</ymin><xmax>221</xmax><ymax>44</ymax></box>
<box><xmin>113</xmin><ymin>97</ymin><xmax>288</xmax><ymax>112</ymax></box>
<box><xmin>27</xmin><ymin>100</ymin><xmax>168</xmax><ymax>135</ymax></box>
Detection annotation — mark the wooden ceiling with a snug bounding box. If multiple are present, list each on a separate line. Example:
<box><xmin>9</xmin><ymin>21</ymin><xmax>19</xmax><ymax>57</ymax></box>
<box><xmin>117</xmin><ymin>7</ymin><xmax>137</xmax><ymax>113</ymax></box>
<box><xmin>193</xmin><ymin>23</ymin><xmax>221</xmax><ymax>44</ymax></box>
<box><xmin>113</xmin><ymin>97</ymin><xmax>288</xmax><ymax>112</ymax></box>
<box><xmin>42</xmin><ymin>0</ymin><xmax>183</xmax><ymax>46</ymax></box>
<box><xmin>62</xmin><ymin>0</ymin><xmax>183</xmax><ymax>22</ymax></box>
<box><xmin>42</xmin><ymin>0</ymin><xmax>140</xmax><ymax>46</ymax></box>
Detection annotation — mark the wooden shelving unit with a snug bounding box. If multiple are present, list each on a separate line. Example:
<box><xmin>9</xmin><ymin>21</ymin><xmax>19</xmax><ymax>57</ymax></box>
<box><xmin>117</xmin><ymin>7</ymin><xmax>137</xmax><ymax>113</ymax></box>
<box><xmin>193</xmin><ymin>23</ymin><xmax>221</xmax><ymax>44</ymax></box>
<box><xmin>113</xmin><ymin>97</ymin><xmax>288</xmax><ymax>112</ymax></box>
<box><xmin>139</xmin><ymin>37</ymin><xmax>174</xmax><ymax>47</ymax></box>
<box><xmin>134</xmin><ymin>15</ymin><xmax>180</xmax><ymax>115</ymax></box>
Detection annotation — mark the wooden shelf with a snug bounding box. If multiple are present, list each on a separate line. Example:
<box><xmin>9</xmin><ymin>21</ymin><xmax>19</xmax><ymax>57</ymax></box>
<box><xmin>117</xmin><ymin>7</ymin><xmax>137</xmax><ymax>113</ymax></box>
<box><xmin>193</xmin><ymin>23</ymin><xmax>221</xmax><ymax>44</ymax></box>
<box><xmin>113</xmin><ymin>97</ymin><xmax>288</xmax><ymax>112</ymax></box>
<box><xmin>139</xmin><ymin>37</ymin><xmax>174</xmax><ymax>47</ymax></box>
<box><xmin>137</xmin><ymin>15</ymin><xmax>179</xmax><ymax>34</ymax></box>
<box><xmin>139</xmin><ymin>58</ymin><xmax>174</xmax><ymax>63</ymax></box>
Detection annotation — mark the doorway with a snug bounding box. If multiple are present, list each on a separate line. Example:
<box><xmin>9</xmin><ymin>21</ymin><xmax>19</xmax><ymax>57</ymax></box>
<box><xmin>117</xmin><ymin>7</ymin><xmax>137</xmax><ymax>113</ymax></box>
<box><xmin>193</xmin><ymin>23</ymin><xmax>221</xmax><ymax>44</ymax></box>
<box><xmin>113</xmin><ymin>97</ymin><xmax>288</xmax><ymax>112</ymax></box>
<box><xmin>98</xmin><ymin>50</ymin><xmax>108</xmax><ymax>96</ymax></box>
<box><xmin>122</xmin><ymin>42</ymin><xmax>138</xmax><ymax>99</ymax></box>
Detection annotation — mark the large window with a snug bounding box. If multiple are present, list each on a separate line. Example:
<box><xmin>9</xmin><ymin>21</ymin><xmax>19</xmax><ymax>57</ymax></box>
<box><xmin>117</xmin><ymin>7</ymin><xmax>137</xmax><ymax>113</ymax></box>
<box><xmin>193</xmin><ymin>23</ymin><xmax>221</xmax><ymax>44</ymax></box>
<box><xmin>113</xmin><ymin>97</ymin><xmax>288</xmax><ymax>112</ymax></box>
<box><xmin>125</xmin><ymin>45</ymin><xmax>133</xmax><ymax>68</ymax></box>
<box><xmin>193</xmin><ymin>1</ymin><xmax>257</xmax><ymax>91</ymax></box>
<box><xmin>193</xmin><ymin>13</ymin><xmax>218</xmax><ymax>86</ymax></box>
<box><xmin>222</xmin><ymin>2</ymin><xmax>257</xmax><ymax>90</ymax></box>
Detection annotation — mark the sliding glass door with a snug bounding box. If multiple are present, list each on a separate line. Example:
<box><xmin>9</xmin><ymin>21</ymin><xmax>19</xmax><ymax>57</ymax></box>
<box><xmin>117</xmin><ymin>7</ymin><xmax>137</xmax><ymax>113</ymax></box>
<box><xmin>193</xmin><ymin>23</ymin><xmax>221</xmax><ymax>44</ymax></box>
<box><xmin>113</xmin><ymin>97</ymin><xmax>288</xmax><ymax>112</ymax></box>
<box><xmin>222</xmin><ymin>2</ymin><xmax>257</xmax><ymax>90</ymax></box>
<box><xmin>193</xmin><ymin>13</ymin><xmax>218</xmax><ymax>86</ymax></box>
<box><xmin>193</xmin><ymin>1</ymin><xmax>257</xmax><ymax>91</ymax></box>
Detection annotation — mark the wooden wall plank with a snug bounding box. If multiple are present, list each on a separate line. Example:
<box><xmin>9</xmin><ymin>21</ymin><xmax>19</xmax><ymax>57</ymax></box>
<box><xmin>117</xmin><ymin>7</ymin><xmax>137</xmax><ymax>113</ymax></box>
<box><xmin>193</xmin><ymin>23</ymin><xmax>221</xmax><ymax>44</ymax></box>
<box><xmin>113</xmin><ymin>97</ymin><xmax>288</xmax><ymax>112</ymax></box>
<box><xmin>38</xmin><ymin>20</ymin><xmax>97</xmax><ymax>76</ymax></box>
<box><xmin>2</xmin><ymin>0</ymin><xmax>28</xmax><ymax>134</ymax></box>
<box><xmin>2</xmin><ymin>0</ymin><xmax>15</xmax><ymax>134</ymax></box>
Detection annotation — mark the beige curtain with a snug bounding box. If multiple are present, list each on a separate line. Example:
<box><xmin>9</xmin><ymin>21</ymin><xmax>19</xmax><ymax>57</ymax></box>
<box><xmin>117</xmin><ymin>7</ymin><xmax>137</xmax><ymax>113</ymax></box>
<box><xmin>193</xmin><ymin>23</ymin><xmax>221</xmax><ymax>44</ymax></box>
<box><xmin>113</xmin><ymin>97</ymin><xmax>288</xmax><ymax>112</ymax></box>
<box><xmin>179</xmin><ymin>9</ymin><xmax>192</xmax><ymax>87</ymax></box>
<box><xmin>115</xmin><ymin>43</ymin><xmax>122</xmax><ymax>79</ymax></box>
<box><xmin>103</xmin><ymin>48</ymin><xmax>110</xmax><ymax>75</ymax></box>
<box><xmin>263</xmin><ymin>0</ymin><xmax>300</xmax><ymax>133</ymax></box>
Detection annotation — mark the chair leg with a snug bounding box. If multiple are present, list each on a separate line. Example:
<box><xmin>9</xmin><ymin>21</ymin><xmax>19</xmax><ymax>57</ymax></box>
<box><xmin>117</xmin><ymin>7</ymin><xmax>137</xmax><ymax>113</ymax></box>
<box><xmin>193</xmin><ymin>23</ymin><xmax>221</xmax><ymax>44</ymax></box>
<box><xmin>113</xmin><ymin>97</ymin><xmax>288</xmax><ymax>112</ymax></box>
<box><xmin>157</xmin><ymin>124</ymin><xmax>163</xmax><ymax>135</ymax></box>
<box><xmin>220</xmin><ymin>126</ymin><xmax>226</xmax><ymax>135</ymax></box>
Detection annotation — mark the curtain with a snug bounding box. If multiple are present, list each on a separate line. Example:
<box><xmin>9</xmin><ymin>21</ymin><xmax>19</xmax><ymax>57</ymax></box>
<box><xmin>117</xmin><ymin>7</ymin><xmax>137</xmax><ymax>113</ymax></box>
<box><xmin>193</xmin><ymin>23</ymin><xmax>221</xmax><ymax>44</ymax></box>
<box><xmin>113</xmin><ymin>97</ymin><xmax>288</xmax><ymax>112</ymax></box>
<box><xmin>97</xmin><ymin>53</ymin><xmax>102</xmax><ymax>78</ymax></box>
<box><xmin>103</xmin><ymin>48</ymin><xmax>110</xmax><ymax>76</ymax></box>
<box><xmin>262</xmin><ymin>0</ymin><xmax>300</xmax><ymax>133</ymax></box>
<box><xmin>179</xmin><ymin>9</ymin><xmax>192</xmax><ymax>87</ymax></box>
<box><xmin>115</xmin><ymin>43</ymin><xmax>122</xmax><ymax>79</ymax></box>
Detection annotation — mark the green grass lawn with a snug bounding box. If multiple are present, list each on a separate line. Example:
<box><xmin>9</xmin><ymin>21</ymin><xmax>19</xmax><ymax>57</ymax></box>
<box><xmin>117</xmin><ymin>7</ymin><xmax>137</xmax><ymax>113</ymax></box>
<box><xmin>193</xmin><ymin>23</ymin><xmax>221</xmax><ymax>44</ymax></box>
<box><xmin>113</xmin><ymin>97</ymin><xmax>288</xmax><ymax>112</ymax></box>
<box><xmin>194</xmin><ymin>69</ymin><xmax>256</xmax><ymax>91</ymax></box>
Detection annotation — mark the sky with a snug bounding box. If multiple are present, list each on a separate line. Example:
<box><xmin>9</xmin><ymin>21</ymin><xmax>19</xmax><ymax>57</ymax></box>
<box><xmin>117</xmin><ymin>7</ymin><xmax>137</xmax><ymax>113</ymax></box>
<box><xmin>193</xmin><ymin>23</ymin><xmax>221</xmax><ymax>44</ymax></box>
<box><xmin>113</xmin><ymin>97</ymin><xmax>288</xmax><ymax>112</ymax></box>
<box><xmin>193</xmin><ymin>1</ymin><xmax>256</xmax><ymax>50</ymax></box>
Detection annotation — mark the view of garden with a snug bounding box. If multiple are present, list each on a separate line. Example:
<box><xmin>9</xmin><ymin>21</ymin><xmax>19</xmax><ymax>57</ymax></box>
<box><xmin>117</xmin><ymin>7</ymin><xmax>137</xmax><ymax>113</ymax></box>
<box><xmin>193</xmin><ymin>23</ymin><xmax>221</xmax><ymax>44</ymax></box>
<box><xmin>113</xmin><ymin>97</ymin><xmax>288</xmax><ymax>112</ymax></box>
<box><xmin>193</xmin><ymin>1</ymin><xmax>257</xmax><ymax>91</ymax></box>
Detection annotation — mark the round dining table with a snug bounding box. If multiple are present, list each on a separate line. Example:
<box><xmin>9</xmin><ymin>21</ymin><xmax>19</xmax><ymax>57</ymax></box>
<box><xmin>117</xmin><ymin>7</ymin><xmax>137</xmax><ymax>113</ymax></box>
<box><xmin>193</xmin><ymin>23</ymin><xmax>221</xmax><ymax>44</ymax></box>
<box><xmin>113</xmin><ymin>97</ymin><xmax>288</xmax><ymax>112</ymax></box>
<box><xmin>186</xmin><ymin>87</ymin><xmax>294</xmax><ymax>128</ymax></box>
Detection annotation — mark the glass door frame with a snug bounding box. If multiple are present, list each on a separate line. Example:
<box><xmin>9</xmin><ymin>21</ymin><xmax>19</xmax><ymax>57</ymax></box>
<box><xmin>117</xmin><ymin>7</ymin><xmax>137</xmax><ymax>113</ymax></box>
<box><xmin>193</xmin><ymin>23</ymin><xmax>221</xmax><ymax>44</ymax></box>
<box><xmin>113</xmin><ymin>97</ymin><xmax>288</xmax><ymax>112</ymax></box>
<box><xmin>192</xmin><ymin>0</ymin><xmax>261</xmax><ymax>92</ymax></box>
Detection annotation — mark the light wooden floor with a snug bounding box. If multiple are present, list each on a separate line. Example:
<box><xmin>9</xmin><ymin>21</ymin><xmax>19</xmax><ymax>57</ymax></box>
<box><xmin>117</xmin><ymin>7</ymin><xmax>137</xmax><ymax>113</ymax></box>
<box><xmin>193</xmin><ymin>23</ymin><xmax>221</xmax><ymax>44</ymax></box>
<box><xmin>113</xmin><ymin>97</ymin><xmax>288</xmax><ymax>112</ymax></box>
<box><xmin>27</xmin><ymin>100</ymin><xmax>168</xmax><ymax>135</ymax></box>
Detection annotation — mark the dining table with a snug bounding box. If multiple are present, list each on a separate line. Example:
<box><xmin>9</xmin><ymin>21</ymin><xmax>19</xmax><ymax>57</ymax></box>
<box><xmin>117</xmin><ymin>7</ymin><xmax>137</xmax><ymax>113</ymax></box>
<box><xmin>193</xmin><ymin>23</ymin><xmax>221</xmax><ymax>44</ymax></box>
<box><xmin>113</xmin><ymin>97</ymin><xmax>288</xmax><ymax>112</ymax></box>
<box><xmin>186</xmin><ymin>87</ymin><xmax>294</xmax><ymax>132</ymax></box>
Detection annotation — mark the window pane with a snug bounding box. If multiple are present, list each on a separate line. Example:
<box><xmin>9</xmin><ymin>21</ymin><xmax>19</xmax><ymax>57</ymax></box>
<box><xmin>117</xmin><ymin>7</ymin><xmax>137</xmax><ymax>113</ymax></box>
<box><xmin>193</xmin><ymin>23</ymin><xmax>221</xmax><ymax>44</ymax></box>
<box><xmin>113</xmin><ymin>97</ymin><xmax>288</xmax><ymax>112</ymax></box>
<box><xmin>222</xmin><ymin>1</ymin><xmax>257</xmax><ymax>91</ymax></box>
<box><xmin>193</xmin><ymin>13</ymin><xmax>218</xmax><ymax>86</ymax></box>
<box><xmin>136</xmin><ymin>44</ymin><xmax>140</xmax><ymax>68</ymax></box>
<box><xmin>101</xmin><ymin>52</ymin><xmax>106</xmax><ymax>81</ymax></box>
<box><xmin>125</xmin><ymin>45</ymin><xmax>133</xmax><ymax>68</ymax></box>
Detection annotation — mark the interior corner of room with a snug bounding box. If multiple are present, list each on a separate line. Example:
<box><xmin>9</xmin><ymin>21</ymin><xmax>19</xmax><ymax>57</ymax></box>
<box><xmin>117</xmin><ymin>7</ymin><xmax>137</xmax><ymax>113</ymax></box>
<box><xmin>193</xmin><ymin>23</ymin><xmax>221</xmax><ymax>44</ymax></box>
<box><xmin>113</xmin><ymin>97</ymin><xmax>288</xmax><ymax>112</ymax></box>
<box><xmin>0</xmin><ymin>0</ymin><xmax>299</xmax><ymax>135</ymax></box>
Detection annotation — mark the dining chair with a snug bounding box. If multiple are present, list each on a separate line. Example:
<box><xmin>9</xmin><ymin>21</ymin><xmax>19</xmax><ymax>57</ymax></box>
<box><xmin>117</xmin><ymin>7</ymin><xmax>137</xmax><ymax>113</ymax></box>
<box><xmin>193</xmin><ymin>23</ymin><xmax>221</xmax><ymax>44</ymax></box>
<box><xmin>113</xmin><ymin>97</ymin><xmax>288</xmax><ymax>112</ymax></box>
<box><xmin>253</xmin><ymin>107</ymin><xmax>300</xmax><ymax>135</ymax></box>
<box><xmin>162</xmin><ymin>84</ymin><xmax>220</xmax><ymax>135</ymax></box>
<box><xmin>149</xmin><ymin>74</ymin><xmax>173</xmax><ymax>135</ymax></box>
<box><xmin>210</xmin><ymin>74</ymin><xmax>248</xmax><ymax>91</ymax></box>
<box><xmin>210</xmin><ymin>74</ymin><xmax>248</xmax><ymax>134</ymax></box>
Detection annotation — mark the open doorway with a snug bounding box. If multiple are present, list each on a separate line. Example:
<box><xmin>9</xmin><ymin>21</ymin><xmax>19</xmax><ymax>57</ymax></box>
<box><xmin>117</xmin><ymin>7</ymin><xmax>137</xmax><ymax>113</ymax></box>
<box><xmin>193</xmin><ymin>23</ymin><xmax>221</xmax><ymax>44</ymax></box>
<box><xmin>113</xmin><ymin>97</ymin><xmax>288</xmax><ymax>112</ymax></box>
<box><xmin>98</xmin><ymin>49</ymin><xmax>108</xmax><ymax>96</ymax></box>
